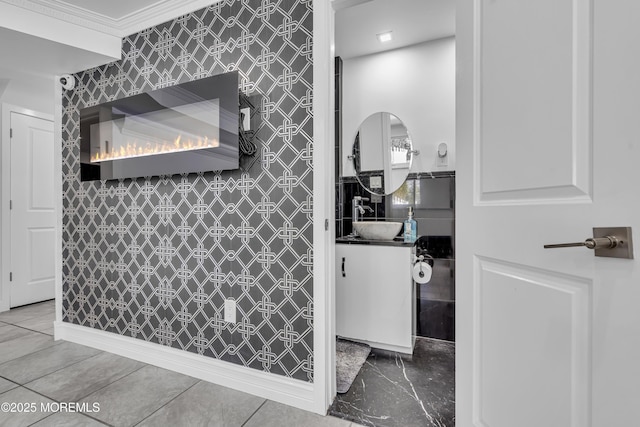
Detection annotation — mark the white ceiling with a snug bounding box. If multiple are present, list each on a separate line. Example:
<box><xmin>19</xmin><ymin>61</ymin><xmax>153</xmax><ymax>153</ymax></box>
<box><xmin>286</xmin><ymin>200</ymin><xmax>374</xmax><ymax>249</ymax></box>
<box><xmin>0</xmin><ymin>0</ymin><xmax>217</xmax><ymax>81</ymax></box>
<box><xmin>334</xmin><ymin>0</ymin><xmax>455</xmax><ymax>59</ymax></box>
<box><xmin>0</xmin><ymin>26</ymin><xmax>116</xmax><ymax>80</ymax></box>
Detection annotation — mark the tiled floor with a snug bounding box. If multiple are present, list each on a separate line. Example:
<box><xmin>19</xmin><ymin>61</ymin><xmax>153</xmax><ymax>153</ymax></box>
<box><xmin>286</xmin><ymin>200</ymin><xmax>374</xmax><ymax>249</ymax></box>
<box><xmin>329</xmin><ymin>338</ymin><xmax>455</xmax><ymax>427</ymax></box>
<box><xmin>0</xmin><ymin>300</ymin><xmax>360</xmax><ymax>427</ymax></box>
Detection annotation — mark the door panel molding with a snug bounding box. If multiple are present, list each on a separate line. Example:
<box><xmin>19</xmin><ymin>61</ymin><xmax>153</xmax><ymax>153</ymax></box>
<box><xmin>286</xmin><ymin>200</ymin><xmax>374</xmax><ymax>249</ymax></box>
<box><xmin>473</xmin><ymin>0</ymin><xmax>593</xmax><ymax>205</ymax></box>
<box><xmin>28</xmin><ymin>228</ymin><xmax>56</xmax><ymax>282</ymax></box>
<box><xmin>473</xmin><ymin>256</ymin><xmax>591</xmax><ymax>427</ymax></box>
<box><xmin>29</xmin><ymin>126</ymin><xmax>56</xmax><ymax>210</ymax></box>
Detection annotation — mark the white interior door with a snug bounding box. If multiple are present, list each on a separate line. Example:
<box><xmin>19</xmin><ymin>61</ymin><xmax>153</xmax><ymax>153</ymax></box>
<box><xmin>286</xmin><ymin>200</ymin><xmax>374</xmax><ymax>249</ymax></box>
<box><xmin>10</xmin><ymin>112</ymin><xmax>55</xmax><ymax>307</ymax></box>
<box><xmin>457</xmin><ymin>0</ymin><xmax>640</xmax><ymax>426</ymax></box>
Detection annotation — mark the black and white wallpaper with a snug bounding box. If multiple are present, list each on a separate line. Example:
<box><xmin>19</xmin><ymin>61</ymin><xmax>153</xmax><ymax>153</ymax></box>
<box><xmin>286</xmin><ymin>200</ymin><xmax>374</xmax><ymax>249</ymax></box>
<box><xmin>61</xmin><ymin>0</ymin><xmax>314</xmax><ymax>382</ymax></box>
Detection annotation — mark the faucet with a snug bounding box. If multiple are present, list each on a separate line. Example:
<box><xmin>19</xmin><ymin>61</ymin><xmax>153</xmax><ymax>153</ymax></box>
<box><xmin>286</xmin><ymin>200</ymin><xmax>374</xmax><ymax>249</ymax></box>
<box><xmin>352</xmin><ymin>196</ymin><xmax>374</xmax><ymax>236</ymax></box>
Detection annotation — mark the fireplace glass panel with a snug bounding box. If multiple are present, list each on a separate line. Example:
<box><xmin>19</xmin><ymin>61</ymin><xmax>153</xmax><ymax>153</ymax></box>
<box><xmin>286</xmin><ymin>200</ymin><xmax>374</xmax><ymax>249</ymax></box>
<box><xmin>80</xmin><ymin>71</ymin><xmax>239</xmax><ymax>181</ymax></box>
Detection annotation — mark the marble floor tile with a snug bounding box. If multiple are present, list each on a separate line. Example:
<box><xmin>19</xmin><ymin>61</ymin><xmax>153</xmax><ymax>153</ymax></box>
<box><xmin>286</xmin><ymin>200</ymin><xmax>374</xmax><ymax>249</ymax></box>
<box><xmin>25</xmin><ymin>352</ymin><xmax>145</xmax><ymax>402</ymax></box>
<box><xmin>0</xmin><ymin>333</ymin><xmax>57</xmax><ymax>365</ymax></box>
<box><xmin>30</xmin><ymin>412</ymin><xmax>106</xmax><ymax>426</ymax></box>
<box><xmin>80</xmin><ymin>365</ymin><xmax>199</xmax><ymax>427</ymax></box>
<box><xmin>0</xmin><ymin>325</ymin><xmax>32</xmax><ymax>344</ymax></box>
<box><xmin>0</xmin><ymin>377</ymin><xmax>18</xmax><ymax>394</ymax></box>
<box><xmin>0</xmin><ymin>341</ymin><xmax>102</xmax><ymax>385</ymax></box>
<box><xmin>330</xmin><ymin>338</ymin><xmax>455</xmax><ymax>427</ymax></box>
<box><xmin>0</xmin><ymin>386</ymin><xmax>55</xmax><ymax>427</ymax></box>
<box><xmin>137</xmin><ymin>380</ymin><xmax>265</xmax><ymax>427</ymax></box>
<box><xmin>245</xmin><ymin>401</ymin><xmax>353</xmax><ymax>427</ymax></box>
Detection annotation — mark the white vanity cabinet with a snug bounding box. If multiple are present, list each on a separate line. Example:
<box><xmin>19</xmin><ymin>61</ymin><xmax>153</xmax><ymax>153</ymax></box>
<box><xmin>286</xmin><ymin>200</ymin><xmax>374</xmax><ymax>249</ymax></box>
<box><xmin>335</xmin><ymin>242</ymin><xmax>415</xmax><ymax>354</ymax></box>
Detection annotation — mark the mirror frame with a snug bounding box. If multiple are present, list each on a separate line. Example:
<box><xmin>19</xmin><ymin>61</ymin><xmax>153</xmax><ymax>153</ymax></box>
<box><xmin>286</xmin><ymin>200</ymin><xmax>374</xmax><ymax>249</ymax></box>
<box><xmin>349</xmin><ymin>112</ymin><xmax>416</xmax><ymax>195</ymax></box>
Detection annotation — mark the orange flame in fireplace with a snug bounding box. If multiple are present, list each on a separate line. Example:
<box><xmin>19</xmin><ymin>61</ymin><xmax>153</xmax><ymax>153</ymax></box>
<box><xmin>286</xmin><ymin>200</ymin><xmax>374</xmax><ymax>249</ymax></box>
<box><xmin>90</xmin><ymin>135</ymin><xmax>219</xmax><ymax>163</ymax></box>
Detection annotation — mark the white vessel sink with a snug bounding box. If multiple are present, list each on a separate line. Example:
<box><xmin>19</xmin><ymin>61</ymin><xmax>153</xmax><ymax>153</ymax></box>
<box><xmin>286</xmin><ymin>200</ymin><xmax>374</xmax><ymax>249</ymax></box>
<box><xmin>353</xmin><ymin>221</ymin><xmax>403</xmax><ymax>241</ymax></box>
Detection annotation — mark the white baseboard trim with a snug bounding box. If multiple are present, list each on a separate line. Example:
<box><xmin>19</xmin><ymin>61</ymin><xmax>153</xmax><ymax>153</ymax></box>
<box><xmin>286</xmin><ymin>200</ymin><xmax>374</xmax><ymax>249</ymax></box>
<box><xmin>340</xmin><ymin>336</ymin><xmax>415</xmax><ymax>355</ymax></box>
<box><xmin>54</xmin><ymin>322</ymin><xmax>319</xmax><ymax>413</ymax></box>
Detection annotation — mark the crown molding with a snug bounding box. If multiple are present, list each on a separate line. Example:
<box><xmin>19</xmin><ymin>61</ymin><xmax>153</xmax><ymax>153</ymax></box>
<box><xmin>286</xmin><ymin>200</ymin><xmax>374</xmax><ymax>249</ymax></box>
<box><xmin>0</xmin><ymin>0</ymin><xmax>224</xmax><ymax>38</ymax></box>
<box><xmin>115</xmin><ymin>0</ymin><xmax>224</xmax><ymax>36</ymax></box>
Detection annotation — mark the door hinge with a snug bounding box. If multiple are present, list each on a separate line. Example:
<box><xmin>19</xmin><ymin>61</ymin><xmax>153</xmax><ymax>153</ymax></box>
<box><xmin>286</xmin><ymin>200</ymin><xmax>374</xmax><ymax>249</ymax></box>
<box><xmin>9</xmin><ymin>272</ymin><xmax>12</xmax><ymax>282</ymax></box>
<box><xmin>325</xmin><ymin>219</ymin><xmax>329</xmax><ymax>231</ymax></box>
<box><xmin>9</xmin><ymin>128</ymin><xmax>12</xmax><ymax>138</ymax></box>
<box><xmin>9</xmin><ymin>200</ymin><xmax>12</xmax><ymax>210</ymax></box>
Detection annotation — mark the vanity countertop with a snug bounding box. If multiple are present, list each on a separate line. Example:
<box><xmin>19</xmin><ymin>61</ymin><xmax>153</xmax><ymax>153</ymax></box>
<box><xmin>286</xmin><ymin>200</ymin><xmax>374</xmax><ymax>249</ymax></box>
<box><xmin>335</xmin><ymin>236</ymin><xmax>415</xmax><ymax>247</ymax></box>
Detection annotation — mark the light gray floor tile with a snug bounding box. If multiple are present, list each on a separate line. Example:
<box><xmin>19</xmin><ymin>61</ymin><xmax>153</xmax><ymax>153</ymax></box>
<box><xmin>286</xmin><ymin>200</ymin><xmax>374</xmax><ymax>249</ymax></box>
<box><xmin>0</xmin><ymin>377</ymin><xmax>18</xmax><ymax>394</ymax></box>
<box><xmin>137</xmin><ymin>380</ymin><xmax>265</xmax><ymax>427</ymax></box>
<box><xmin>244</xmin><ymin>401</ymin><xmax>352</xmax><ymax>427</ymax></box>
<box><xmin>31</xmin><ymin>412</ymin><xmax>106</xmax><ymax>426</ymax></box>
<box><xmin>13</xmin><ymin>316</ymin><xmax>54</xmax><ymax>333</ymax></box>
<box><xmin>40</xmin><ymin>328</ymin><xmax>54</xmax><ymax>336</ymax></box>
<box><xmin>81</xmin><ymin>365</ymin><xmax>199</xmax><ymax>427</ymax></box>
<box><xmin>0</xmin><ymin>386</ymin><xmax>54</xmax><ymax>427</ymax></box>
<box><xmin>0</xmin><ymin>325</ymin><xmax>32</xmax><ymax>344</ymax></box>
<box><xmin>0</xmin><ymin>341</ymin><xmax>102</xmax><ymax>385</ymax></box>
<box><xmin>0</xmin><ymin>303</ymin><xmax>54</xmax><ymax>324</ymax></box>
<box><xmin>0</xmin><ymin>333</ymin><xmax>57</xmax><ymax>365</ymax></box>
<box><xmin>26</xmin><ymin>352</ymin><xmax>145</xmax><ymax>402</ymax></box>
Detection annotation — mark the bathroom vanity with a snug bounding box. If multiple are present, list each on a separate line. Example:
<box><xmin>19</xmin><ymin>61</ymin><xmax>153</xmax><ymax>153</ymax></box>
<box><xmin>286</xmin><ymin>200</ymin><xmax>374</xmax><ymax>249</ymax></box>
<box><xmin>335</xmin><ymin>238</ymin><xmax>415</xmax><ymax>354</ymax></box>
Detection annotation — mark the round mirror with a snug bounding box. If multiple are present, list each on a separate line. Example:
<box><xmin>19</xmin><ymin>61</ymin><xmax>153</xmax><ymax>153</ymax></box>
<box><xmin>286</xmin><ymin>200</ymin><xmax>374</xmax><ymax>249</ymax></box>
<box><xmin>351</xmin><ymin>112</ymin><xmax>414</xmax><ymax>195</ymax></box>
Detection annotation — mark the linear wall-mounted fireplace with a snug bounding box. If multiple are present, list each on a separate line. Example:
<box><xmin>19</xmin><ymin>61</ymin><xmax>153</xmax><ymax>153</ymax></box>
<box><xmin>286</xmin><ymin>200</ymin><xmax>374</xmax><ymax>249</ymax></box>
<box><xmin>80</xmin><ymin>71</ymin><xmax>239</xmax><ymax>181</ymax></box>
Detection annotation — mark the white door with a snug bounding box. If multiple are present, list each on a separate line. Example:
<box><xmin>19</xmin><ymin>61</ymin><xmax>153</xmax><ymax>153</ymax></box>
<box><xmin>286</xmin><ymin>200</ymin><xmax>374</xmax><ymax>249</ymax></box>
<box><xmin>457</xmin><ymin>0</ymin><xmax>640</xmax><ymax>426</ymax></box>
<box><xmin>10</xmin><ymin>112</ymin><xmax>55</xmax><ymax>307</ymax></box>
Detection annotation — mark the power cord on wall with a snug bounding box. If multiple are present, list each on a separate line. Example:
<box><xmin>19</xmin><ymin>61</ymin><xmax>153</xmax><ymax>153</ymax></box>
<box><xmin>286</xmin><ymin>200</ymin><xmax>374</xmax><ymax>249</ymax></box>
<box><xmin>239</xmin><ymin>92</ymin><xmax>258</xmax><ymax>157</ymax></box>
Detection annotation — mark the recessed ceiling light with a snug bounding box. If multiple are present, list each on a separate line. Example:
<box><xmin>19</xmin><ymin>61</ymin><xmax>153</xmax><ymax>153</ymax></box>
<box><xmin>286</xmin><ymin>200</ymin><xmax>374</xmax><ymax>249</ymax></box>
<box><xmin>377</xmin><ymin>31</ymin><xmax>393</xmax><ymax>43</ymax></box>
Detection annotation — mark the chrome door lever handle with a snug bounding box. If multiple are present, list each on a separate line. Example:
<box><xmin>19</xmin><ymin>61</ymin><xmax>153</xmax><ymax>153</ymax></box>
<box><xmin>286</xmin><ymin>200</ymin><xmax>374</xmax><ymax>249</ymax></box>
<box><xmin>544</xmin><ymin>236</ymin><xmax>619</xmax><ymax>250</ymax></box>
<box><xmin>542</xmin><ymin>227</ymin><xmax>633</xmax><ymax>259</ymax></box>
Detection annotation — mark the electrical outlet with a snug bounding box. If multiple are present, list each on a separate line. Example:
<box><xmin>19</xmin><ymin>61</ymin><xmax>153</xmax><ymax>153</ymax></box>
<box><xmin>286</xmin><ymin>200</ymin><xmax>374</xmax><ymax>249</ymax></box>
<box><xmin>224</xmin><ymin>299</ymin><xmax>236</xmax><ymax>323</ymax></box>
<box><xmin>240</xmin><ymin>107</ymin><xmax>250</xmax><ymax>131</ymax></box>
<box><xmin>370</xmin><ymin>193</ymin><xmax>382</xmax><ymax>204</ymax></box>
<box><xmin>370</xmin><ymin>176</ymin><xmax>382</xmax><ymax>189</ymax></box>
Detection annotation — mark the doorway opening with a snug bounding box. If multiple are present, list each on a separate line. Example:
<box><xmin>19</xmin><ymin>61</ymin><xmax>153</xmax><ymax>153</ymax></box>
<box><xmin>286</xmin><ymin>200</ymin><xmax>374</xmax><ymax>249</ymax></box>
<box><xmin>1</xmin><ymin>106</ymin><xmax>56</xmax><ymax>311</ymax></box>
<box><xmin>330</xmin><ymin>1</ymin><xmax>456</xmax><ymax>425</ymax></box>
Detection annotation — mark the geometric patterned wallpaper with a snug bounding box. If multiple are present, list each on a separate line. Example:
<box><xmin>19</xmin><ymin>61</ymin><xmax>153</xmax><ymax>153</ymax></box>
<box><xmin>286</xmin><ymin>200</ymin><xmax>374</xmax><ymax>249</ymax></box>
<box><xmin>61</xmin><ymin>0</ymin><xmax>314</xmax><ymax>382</ymax></box>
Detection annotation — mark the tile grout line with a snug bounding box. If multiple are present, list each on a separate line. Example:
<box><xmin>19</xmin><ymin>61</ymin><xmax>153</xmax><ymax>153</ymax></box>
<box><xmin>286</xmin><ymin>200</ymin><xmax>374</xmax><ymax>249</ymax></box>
<box><xmin>21</xmin><ymin>362</ymin><xmax>146</xmax><ymax>427</ymax></box>
<box><xmin>25</xmin><ymin>410</ymin><xmax>113</xmax><ymax>427</ymax></box>
<box><xmin>0</xmin><ymin>376</ymin><xmax>22</xmax><ymax>393</ymax></box>
<box><xmin>21</xmin><ymin>357</ymin><xmax>147</xmax><ymax>409</ymax></box>
<box><xmin>0</xmin><ymin>318</ymin><xmax>56</xmax><ymax>337</ymax></box>
<box><xmin>0</xmin><ymin>347</ymin><xmax>104</xmax><ymax>386</ymax></box>
<box><xmin>14</xmin><ymin>384</ymin><xmax>114</xmax><ymax>427</ymax></box>
<box><xmin>131</xmin><ymin>380</ymin><xmax>201</xmax><ymax>426</ymax></box>
<box><xmin>240</xmin><ymin>399</ymin><xmax>268</xmax><ymax>427</ymax></box>
<box><xmin>0</xmin><ymin>309</ymin><xmax>55</xmax><ymax>323</ymax></box>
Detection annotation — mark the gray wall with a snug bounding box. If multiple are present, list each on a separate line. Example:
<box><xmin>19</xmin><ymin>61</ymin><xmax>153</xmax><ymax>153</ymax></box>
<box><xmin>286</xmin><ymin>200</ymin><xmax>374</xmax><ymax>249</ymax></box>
<box><xmin>61</xmin><ymin>0</ymin><xmax>314</xmax><ymax>382</ymax></box>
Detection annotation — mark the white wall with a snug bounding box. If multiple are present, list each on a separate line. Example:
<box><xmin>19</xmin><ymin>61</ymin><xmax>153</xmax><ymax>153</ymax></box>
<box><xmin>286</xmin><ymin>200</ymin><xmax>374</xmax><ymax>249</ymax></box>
<box><xmin>1</xmin><ymin>77</ymin><xmax>55</xmax><ymax>115</ymax></box>
<box><xmin>342</xmin><ymin>36</ymin><xmax>456</xmax><ymax>176</ymax></box>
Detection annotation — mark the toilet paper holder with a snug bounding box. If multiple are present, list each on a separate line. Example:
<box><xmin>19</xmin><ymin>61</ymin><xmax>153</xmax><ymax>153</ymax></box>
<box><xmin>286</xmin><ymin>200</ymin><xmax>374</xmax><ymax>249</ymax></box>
<box><xmin>412</xmin><ymin>255</ymin><xmax>433</xmax><ymax>284</ymax></box>
<box><xmin>413</xmin><ymin>254</ymin><xmax>434</xmax><ymax>267</ymax></box>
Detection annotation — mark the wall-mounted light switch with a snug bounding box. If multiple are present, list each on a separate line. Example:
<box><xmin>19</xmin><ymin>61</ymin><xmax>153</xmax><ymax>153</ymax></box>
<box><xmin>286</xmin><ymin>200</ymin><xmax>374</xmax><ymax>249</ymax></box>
<box><xmin>224</xmin><ymin>299</ymin><xmax>236</xmax><ymax>323</ymax></box>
